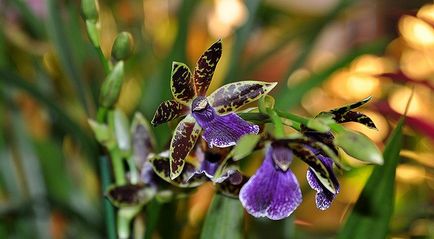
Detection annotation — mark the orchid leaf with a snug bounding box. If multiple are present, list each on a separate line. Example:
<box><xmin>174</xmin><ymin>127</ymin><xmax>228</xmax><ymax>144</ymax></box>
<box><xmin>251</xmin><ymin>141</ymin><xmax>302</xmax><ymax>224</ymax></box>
<box><xmin>151</xmin><ymin>100</ymin><xmax>188</xmax><ymax>126</ymax></box>
<box><xmin>169</xmin><ymin>115</ymin><xmax>202</xmax><ymax>179</ymax></box>
<box><xmin>337</xmin><ymin>116</ymin><xmax>404</xmax><ymax>239</ymax></box>
<box><xmin>150</xmin><ymin>154</ymin><xmax>207</xmax><ymax>188</ymax></box>
<box><xmin>200</xmin><ymin>194</ymin><xmax>243</xmax><ymax>239</ymax></box>
<box><xmin>170</xmin><ymin>62</ymin><xmax>195</xmax><ymax>104</ymax></box>
<box><xmin>106</xmin><ymin>184</ymin><xmax>155</xmax><ymax>208</ymax></box>
<box><xmin>208</xmin><ymin>81</ymin><xmax>277</xmax><ymax>114</ymax></box>
<box><xmin>193</xmin><ymin>39</ymin><xmax>222</xmax><ymax>96</ymax></box>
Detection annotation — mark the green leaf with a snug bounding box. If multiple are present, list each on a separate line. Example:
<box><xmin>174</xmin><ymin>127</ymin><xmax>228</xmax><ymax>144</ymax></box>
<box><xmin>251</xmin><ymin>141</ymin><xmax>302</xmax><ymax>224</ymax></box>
<box><xmin>232</xmin><ymin>134</ymin><xmax>261</xmax><ymax>161</ymax></box>
<box><xmin>200</xmin><ymin>194</ymin><xmax>244</xmax><ymax>239</ymax></box>
<box><xmin>337</xmin><ymin>117</ymin><xmax>405</xmax><ymax>239</ymax></box>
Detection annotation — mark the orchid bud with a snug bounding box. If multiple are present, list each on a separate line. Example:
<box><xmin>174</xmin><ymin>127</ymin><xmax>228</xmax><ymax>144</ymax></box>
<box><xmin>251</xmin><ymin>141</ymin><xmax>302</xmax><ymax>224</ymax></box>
<box><xmin>88</xmin><ymin>119</ymin><xmax>113</xmax><ymax>147</ymax></box>
<box><xmin>334</xmin><ymin>129</ymin><xmax>383</xmax><ymax>165</ymax></box>
<box><xmin>112</xmin><ymin>109</ymin><xmax>131</xmax><ymax>152</ymax></box>
<box><xmin>99</xmin><ymin>61</ymin><xmax>124</xmax><ymax>108</ymax></box>
<box><xmin>111</xmin><ymin>32</ymin><xmax>134</xmax><ymax>61</ymax></box>
<box><xmin>81</xmin><ymin>0</ymin><xmax>99</xmax><ymax>22</ymax></box>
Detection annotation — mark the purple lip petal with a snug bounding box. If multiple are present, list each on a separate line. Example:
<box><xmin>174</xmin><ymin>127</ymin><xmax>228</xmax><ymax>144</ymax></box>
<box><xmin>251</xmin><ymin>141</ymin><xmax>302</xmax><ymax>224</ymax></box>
<box><xmin>170</xmin><ymin>62</ymin><xmax>196</xmax><ymax>104</ymax></box>
<box><xmin>151</xmin><ymin>100</ymin><xmax>188</xmax><ymax>126</ymax></box>
<box><xmin>240</xmin><ymin>147</ymin><xmax>302</xmax><ymax>220</ymax></box>
<box><xmin>200</xmin><ymin>112</ymin><xmax>259</xmax><ymax>148</ymax></box>
<box><xmin>306</xmin><ymin>155</ymin><xmax>340</xmax><ymax>210</ymax></box>
<box><xmin>169</xmin><ymin>115</ymin><xmax>202</xmax><ymax>179</ymax></box>
<box><xmin>193</xmin><ymin>40</ymin><xmax>222</xmax><ymax>96</ymax></box>
<box><xmin>207</xmin><ymin>81</ymin><xmax>277</xmax><ymax>114</ymax></box>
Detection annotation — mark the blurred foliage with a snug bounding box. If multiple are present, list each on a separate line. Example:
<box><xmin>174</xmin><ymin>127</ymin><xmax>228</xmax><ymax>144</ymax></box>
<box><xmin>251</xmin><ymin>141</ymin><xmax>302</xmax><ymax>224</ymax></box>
<box><xmin>0</xmin><ymin>0</ymin><xmax>433</xmax><ymax>238</ymax></box>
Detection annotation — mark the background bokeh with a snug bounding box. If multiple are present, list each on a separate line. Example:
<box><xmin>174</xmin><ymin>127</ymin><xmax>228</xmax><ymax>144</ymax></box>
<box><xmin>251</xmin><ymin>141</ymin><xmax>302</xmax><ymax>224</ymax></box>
<box><xmin>0</xmin><ymin>0</ymin><xmax>433</xmax><ymax>238</ymax></box>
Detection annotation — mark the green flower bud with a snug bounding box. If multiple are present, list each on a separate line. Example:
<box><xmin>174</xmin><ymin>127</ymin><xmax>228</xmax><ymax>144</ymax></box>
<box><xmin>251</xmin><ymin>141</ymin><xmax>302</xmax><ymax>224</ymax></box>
<box><xmin>99</xmin><ymin>61</ymin><xmax>124</xmax><ymax>108</ymax></box>
<box><xmin>334</xmin><ymin>129</ymin><xmax>383</xmax><ymax>165</ymax></box>
<box><xmin>88</xmin><ymin>119</ymin><xmax>113</xmax><ymax>147</ymax></box>
<box><xmin>111</xmin><ymin>32</ymin><xmax>134</xmax><ymax>61</ymax></box>
<box><xmin>81</xmin><ymin>0</ymin><xmax>99</xmax><ymax>22</ymax></box>
<box><xmin>85</xmin><ymin>20</ymin><xmax>100</xmax><ymax>47</ymax></box>
<box><xmin>112</xmin><ymin>109</ymin><xmax>131</xmax><ymax>152</ymax></box>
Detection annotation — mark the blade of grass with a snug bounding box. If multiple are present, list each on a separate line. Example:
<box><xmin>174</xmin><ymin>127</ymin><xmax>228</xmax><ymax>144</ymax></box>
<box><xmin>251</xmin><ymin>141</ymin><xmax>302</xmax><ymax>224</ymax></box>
<box><xmin>0</xmin><ymin>69</ymin><xmax>97</xmax><ymax>161</ymax></box>
<box><xmin>45</xmin><ymin>0</ymin><xmax>92</xmax><ymax>114</ymax></box>
<box><xmin>200</xmin><ymin>194</ymin><xmax>244</xmax><ymax>239</ymax></box>
<box><xmin>336</xmin><ymin>112</ymin><xmax>406</xmax><ymax>239</ymax></box>
<box><xmin>10</xmin><ymin>0</ymin><xmax>45</xmax><ymax>38</ymax></box>
<box><xmin>10</xmin><ymin>110</ymin><xmax>51</xmax><ymax>239</ymax></box>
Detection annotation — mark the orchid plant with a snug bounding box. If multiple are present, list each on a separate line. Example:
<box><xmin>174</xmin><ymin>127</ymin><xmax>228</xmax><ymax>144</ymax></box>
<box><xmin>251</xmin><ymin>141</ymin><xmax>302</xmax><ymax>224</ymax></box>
<box><xmin>88</xmin><ymin>38</ymin><xmax>383</xmax><ymax>238</ymax></box>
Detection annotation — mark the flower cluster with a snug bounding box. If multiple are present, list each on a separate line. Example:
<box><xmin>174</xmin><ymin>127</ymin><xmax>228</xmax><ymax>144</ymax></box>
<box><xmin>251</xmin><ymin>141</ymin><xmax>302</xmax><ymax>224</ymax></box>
<box><xmin>91</xmin><ymin>40</ymin><xmax>383</xmax><ymax>223</ymax></box>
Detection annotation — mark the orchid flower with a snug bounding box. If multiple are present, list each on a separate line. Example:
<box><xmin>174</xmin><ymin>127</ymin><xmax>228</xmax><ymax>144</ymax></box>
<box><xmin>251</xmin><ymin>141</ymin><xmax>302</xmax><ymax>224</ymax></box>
<box><xmin>151</xmin><ymin>39</ymin><xmax>276</xmax><ymax>179</ymax></box>
<box><xmin>239</xmin><ymin>138</ymin><xmax>340</xmax><ymax>220</ymax></box>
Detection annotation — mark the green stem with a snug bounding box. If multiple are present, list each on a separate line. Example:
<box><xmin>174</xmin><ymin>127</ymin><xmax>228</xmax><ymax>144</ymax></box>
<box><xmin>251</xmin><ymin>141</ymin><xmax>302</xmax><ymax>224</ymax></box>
<box><xmin>111</xmin><ymin>149</ymin><xmax>126</xmax><ymax>185</ymax></box>
<box><xmin>275</xmin><ymin>110</ymin><xmax>309</xmax><ymax>125</ymax></box>
<box><xmin>95</xmin><ymin>46</ymin><xmax>111</xmax><ymax>74</ymax></box>
<box><xmin>100</xmin><ymin>156</ymin><xmax>117</xmax><ymax>239</ymax></box>
<box><xmin>97</xmin><ymin>107</ymin><xmax>108</xmax><ymax>123</ymax></box>
<box><xmin>266</xmin><ymin>109</ymin><xmax>284</xmax><ymax>138</ymax></box>
<box><xmin>117</xmin><ymin>211</ymin><xmax>130</xmax><ymax>239</ymax></box>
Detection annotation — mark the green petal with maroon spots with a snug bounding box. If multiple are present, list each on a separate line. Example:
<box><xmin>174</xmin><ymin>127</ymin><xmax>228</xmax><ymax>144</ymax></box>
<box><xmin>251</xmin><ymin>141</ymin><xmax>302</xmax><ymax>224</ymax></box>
<box><xmin>333</xmin><ymin>111</ymin><xmax>377</xmax><ymax>129</ymax></box>
<box><xmin>151</xmin><ymin>100</ymin><xmax>188</xmax><ymax>126</ymax></box>
<box><xmin>288</xmin><ymin>143</ymin><xmax>337</xmax><ymax>194</ymax></box>
<box><xmin>150</xmin><ymin>154</ymin><xmax>207</xmax><ymax>188</ymax></box>
<box><xmin>193</xmin><ymin>39</ymin><xmax>222</xmax><ymax>96</ymax></box>
<box><xmin>106</xmin><ymin>184</ymin><xmax>155</xmax><ymax>207</ymax></box>
<box><xmin>329</xmin><ymin>96</ymin><xmax>372</xmax><ymax>114</ymax></box>
<box><xmin>318</xmin><ymin>96</ymin><xmax>376</xmax><ymax>129</ymax></box>
<box><xmin>170</xmin><ymin>62</ymin><xmax>195</xmax><ymax>104</ymax></box>
<box><xmin>170</xmin><ymin>115</ymin><xmax>202</xmax><ymax>179</ymax></box>
<box><xmin>208</xmin><ymin>81</ymin><xmax>277</xmax><ymax>114</ymax></box>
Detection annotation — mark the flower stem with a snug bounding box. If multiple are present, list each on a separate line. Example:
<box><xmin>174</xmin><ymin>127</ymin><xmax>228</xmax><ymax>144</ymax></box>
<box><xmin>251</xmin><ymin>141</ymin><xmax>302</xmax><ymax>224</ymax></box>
<box><xmin>275</xmin><ymin>110</ymin><xmax>309</xmax><ymax>125</ymax></box>
<box><xmin>111</xmin><ymin>149</ymin><xmax>126</xmax><ymax>185</ymax></box>
<box><xmin>266</xmin><ymin>108</ymin><xmax>285</xmax><ymax>138</ymax></box>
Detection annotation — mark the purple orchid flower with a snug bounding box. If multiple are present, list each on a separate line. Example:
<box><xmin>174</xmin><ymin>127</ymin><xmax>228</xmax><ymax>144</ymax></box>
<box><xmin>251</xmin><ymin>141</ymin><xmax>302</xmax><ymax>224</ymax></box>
<box><xmin>151</xmin><ymin>39</ymin><xmax>276</xmax><ymax>179</ymax></box>
<box><xmin>240</xmin><ymin>140</ymin><xmax>340</xmax><ymax>220</ymax></box>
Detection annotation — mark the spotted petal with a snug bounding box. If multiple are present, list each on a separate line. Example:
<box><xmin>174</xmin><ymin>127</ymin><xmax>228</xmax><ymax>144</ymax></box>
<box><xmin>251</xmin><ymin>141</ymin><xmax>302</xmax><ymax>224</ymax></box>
<box><xmin>208</xmin><ymin>81</ymin><xmax>277</xmax><ymax>114</ymax></box>
<box><xmin>170</xmin><ymin>115</ymin><xmax>202</xmax><ymax>179</ymax></box>
<box><xmin>151</xmin><ymin>100</ymin><xmax>188</xmax><ymax>126</ymax></box>
<box><xmin>216</xmin><ymin>170</ymin><xmax>249</xmax><ymax>198</ymax></box>
<box><xmin>193</xmin><ymin>39</ymin><xmax>222</xmax><ymax>96</ymax></box>
<box><xmin>288</xmin><ymin>143</ymin><xmax>337</xmax><ymax>194</ymax></box>
<box><xmin>307</xmin><ymin>155</ymin><xmax>340</xmax><ymax>210</ymax></box>
<box><xmin>201</xmin><ymin>112</ymin><xmax>259</xmax><ymax>148</ymax></box>
<box><xmin>106</xmin><ymin>184</ymin><xmax>155</xmax><ymax>207</ymax></box>
<box><xmin>150</xmin><ymin>152</ymin><xmax>207</xmax><ymax>188</ymax></box>
<box><xmin>329</xmin><ymin>96</ymin><xmax>372</xmax><ymax>114</ymax></box>
<box><xmin>331</xmin><ymin>111</ymin><xmax>377</xmax><ymax>129</ymax></box>
<box><xmin>318</xmin><ymin>96</ymin><xmax>376</xmax><ymax>129</ymax></box>
<box><xmin>240</xmin><ymin>147</ymin><xmax>302</xmax><ymax>220</ymax></box>
<box><xmin>170</xmin><ymin>62</ymin><xmax>195</xmax><ymax>104</ymax></box>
